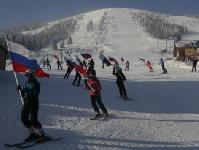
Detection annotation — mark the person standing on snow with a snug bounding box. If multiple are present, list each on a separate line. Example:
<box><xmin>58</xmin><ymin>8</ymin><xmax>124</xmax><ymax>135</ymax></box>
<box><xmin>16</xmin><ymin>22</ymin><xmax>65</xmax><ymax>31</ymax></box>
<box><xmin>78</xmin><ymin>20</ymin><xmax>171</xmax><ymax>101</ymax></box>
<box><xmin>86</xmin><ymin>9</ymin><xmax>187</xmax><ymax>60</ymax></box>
<box><xmin>191</xmin><ymin>57</ymin><xmax>198</xmax><ymax>72</ymax></box>
<box><xmin>85</xmin><ymin>70</ymin><xmax>108</xmax><ymax>118</ymax></box>
<box><xmin>125</xmin><ymin>60</ymin><xmax>130</xmax><ymax>71</ymax></box>
<box><xmin>82</xmin><ymin>60</ymin><xmax>87</xmax><ymax>69</ymax></box>
<box><xmin>139</xmin><ymin>58</ymin><xmax>153</xmax><ymax>72</ymax></box>
<box><xmin>146</xmin><ymin>60</ymin><xmax>153</xmax><ymax>72</ymax></box>
<box><xmin>88</xmin><ymin>59</ymin><xmax>95</xmax><ymax>71</ymax></box>
<box><xmin>159</xmin><ymin>58</ymin><xmax>167</xmax><ymax>74</ymax></box>
<box><xmin>72</xmin><ymin>61</ymin><xmax>83</xmax><ymax>86</ymax></box>
<box><xmin>57</xmin><ymin>59</ymin><xmax>63</xmax><ymax>70</ymax></box>
<box><xmin>64</xmin><ymin>60</ymin><xmax>75</xmax><ymax>79</ymax></box>
<box><xmin>16</xmin><ymin>70</ymin><xmax>46</xmax><ymax>142</ymax></box>
<box><xmin>46</xmin><ymin>58</ymin><xmax>51</xmax><ymax>70</ymax></box>
<box><xmin>42</xmin><ymin>59</ymin><xmax>46</xmax><ymax>69</ymax></box>
<box><xmin>113</xmin><ymin>66</ymin><xmax>128</xmax><ymax>99</ymax></box>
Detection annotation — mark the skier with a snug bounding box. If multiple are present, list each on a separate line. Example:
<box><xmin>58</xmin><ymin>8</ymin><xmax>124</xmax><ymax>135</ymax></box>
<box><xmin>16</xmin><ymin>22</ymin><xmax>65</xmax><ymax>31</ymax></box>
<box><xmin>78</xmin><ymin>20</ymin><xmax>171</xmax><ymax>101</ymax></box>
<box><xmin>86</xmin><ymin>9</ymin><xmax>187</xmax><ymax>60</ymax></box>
<box><xmin>102</xmin><ymin>58</ymin><xmax>105</xmax><ymax>69</ymax></box>
<box><xmin>125</xmin><ymin>60</ymin><xmax>130</xmax><ymax>71</ymax></box>
<box><xmin>159</xmin><ymin>58</ymin><xmax>167</xmax><ymax>74</ymax></box>
<box><xmin>139</xmin><ymin>58</ymin><xmax>153</xmax><ymax>72</ymax></box>
<box><xmin>191</xmin><ymin>57</ymin><xmax>198</xmax><ymax>72</ymax></box>
<box><xmin>85</xmin><ymin>69</ymin><xmax>108</xmax><ymax>119</ymax></box>
<box><xmin>42</xmin><ymin>59</ymin><xmax>46</xmax><ymax>69</ymax></box>
<box><xmin>82</xmin><ymin>60</ymin><xmax>87</xmax><ymax>69</ymax></box>
<box><xmin>64</xmin><ymin>61</ymin><xmax>75</xmax><ymax>79</ymax></box>
<box><xmin>88</xmin><ymin>59</ymin><xmax>95</xmax><ymax>71</ymax></box>
<box><xmin>16</xmin><ymin>70</ymin><xmax>46</xmax><ymax>142</ymax></box>
<box><xmin>72</xmin><ymin>61</ymin><xmax>83</xmax><ymax>86</ymax></box>
<box><xmin>146</xmin><ymin>60</ymin><xmax>153</xmax><ymax>72</ymax></box>
<box><xmin>113</xmin><ymin>66</ymin><xmax>128</xmax><ymax>99</ymax></box>
<box><xmin>46</xmin><ymin>58</ymin><xmax>51</xmax><ymax>70</ymax></box>
<box><xmin>56</xmin><ymin>59</ymin><xmax>63</xmax><ymax>70</ymax></box>
<box><xmin>121</xmin><ymin>57</ymin><xmax>124</xmax><ymax>62</ymax></box>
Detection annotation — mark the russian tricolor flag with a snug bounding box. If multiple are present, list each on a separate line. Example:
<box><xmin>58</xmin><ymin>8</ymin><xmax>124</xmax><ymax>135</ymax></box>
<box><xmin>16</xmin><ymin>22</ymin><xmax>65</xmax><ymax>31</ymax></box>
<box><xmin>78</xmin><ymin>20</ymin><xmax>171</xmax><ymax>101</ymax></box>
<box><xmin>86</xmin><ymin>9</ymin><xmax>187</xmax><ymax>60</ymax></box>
<box><xmin>8</xmin><ymin>41</ymin><xmax>49</xmax><ymax>78</ymax></box>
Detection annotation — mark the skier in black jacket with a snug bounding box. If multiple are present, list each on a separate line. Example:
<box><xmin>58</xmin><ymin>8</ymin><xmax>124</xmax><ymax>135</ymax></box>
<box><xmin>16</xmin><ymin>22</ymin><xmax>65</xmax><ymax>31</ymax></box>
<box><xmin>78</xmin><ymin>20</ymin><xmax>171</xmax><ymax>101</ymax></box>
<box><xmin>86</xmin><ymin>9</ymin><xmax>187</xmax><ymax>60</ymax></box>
<box><xmin>17</xmin><ymin>70</ymin><xmax>45</xmax><ymax>141</ymax></box>
<box><xmin>113</xmin><ymin>66</ymin><xmax>128</xmax><ymax>99</ymax></box>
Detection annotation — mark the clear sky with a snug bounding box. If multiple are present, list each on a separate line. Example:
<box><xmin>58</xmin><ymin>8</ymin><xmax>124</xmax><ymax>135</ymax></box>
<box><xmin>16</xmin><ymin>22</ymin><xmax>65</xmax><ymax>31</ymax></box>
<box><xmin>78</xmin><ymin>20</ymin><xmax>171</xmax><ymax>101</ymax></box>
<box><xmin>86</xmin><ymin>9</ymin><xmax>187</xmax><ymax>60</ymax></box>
<box><xmin>1</xmin><ymin>0</ymin><xmax>199</xmax><ymax>29</ymax></box>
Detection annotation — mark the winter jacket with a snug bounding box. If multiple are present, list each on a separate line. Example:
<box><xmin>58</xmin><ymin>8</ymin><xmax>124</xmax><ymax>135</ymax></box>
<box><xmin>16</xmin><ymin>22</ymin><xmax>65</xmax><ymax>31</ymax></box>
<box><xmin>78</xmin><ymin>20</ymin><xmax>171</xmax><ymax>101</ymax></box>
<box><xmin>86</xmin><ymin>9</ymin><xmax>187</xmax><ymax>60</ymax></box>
<box><xmin>113</xmin><ymin>67</ymin><xmax>126</xmax><ymax>83</ymax></box>
<box><xmin>159</xmin><ymin>58</ymin><xmax>164</xmax><ymax>66</ymax></box>
<box><xmin>21</xmin><ymin>77</ymin><xmax>40</xmax><ymax>102</ymax></box>
<box><xmin>85</xmin><ymin>77</ymin><xmax>102</xmax><ymax>96</ymax></box>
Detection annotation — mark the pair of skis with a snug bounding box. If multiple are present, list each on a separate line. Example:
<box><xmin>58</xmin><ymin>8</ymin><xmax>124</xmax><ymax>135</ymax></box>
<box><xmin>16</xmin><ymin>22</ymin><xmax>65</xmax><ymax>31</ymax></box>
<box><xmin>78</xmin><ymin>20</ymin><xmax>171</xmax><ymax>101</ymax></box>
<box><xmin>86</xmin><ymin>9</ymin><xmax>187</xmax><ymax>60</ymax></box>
<box><xmin>4</xmin><ymin>136</ymin><xmax>62</xmax><ymax>149</ymax></box>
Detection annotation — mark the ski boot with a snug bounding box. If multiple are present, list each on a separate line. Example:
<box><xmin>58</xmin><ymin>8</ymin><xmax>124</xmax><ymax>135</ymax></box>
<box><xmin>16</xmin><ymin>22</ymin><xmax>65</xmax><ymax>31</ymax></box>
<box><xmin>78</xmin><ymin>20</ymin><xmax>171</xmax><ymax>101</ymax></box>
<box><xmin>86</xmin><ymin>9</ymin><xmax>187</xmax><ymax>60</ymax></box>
<box><xmin>34</xmin><ymin>129</ymin><xmax>50</xmax><ymax>143</ymax></box>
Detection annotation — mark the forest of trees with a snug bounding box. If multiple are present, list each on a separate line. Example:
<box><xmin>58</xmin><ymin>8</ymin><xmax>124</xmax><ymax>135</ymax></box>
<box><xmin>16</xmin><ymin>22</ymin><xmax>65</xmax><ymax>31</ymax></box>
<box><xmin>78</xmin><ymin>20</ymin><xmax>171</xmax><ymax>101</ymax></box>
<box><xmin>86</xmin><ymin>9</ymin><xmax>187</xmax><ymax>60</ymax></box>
<box><xmin>0</xmin><ymin>18</ymin><xmax>77</xmax><ymax>50</ymax></box>
<box><xmin>132</xmin><ymin>11</ymin><xmax>188</xmax><ymax>39</ymax></box>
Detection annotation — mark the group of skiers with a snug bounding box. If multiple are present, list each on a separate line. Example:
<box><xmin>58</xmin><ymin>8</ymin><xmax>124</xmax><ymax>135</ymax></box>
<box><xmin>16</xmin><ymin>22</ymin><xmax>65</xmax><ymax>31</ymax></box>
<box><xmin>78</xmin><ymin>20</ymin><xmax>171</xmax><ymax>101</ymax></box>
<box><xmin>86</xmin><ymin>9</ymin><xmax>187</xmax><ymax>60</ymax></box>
<box><xmin>140</xmin><ymin>58</ymin><xmax>168</xmax><ymax>74</ymax></box>
<box><xmin>42</xmin><ymin>58</ymin><xmax>51</xmax><ymax>70</ymax></box>
<box><xmin>15</xmin><ymin>55</ymin><xmax>171</xmax><ymax>142</ymax></box>
<box><xmin>42</xmin><ymin>57</ymin><xmax>63</xmax><ymax>71</ymax></box>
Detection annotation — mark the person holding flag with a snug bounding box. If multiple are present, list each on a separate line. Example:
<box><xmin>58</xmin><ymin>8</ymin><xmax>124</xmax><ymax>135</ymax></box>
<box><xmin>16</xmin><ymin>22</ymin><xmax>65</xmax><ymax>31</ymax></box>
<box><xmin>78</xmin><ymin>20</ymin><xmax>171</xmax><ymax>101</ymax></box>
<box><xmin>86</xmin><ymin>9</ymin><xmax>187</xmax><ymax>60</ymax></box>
<box><xmin>72</xmin><ymin>61</ymin><xmax>83</xmax><ymax>86</ymax></box>
<box><xmin>88</xmin><ymin>58</ymin><xmax>95</xmax><ymax>71</ymax></box>
<box><xmin>139</xmin><ymin>58</ymin><xmax>153</xmax><ymax>72</ymax></box>
<box><xmin>99</xmin><ymin>52</ymin><xmax>111</xmax><ymax>68</ymax></box>
<box><xmin>84</xmin><ymin>69</ymin><xmax>108</xmax><ymax>119</ymax></box>
<box><xmin>56</xmin><ymin>59</ymin><xmax>63</xmax><ymax>70</ymax></box>
<box><xmin>64</xmin><ymin>59</ymin><xmax>76</xmax><ymax>79</ymax></box>
<box><xmin>16</xmin><ymin>70</ymin><xmax>46</xmax><ymax>141</ymax></box>
<box><xmin>113</xmin><ymin>66</ymin><xmax>129</xmax><ymax>100</ymax></box>
<box><xmin>6</xmin><ymin>40</ymin><xmax>49</xmax><ymax>142</ymax></box>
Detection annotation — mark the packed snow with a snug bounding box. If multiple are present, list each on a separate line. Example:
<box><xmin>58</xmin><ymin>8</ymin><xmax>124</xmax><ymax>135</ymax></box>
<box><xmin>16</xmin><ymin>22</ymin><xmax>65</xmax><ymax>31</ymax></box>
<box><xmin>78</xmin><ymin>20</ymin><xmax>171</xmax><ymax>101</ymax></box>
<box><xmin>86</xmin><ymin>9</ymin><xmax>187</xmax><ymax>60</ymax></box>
<box><xmin>2</xmin><ymin>8</ymin><xmax>199</xmax><ymax>150</ymax></box>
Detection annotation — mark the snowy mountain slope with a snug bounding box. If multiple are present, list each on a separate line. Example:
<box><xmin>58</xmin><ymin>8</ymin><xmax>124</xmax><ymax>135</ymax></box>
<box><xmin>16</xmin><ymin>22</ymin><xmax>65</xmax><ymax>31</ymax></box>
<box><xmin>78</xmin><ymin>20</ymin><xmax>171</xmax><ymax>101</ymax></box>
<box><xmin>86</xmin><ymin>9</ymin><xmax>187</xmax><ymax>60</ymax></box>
<box><xmin>2</xmin><ymin>65</ymin><xmax>199</xmax><ymax>150</ymax></box>
<box><xmin>167</xmin><ymin>15</ymin><xmax>199</xmax><ymax>40</ymax></box>
<box><xmin>2</xmin><ymin>8</ymin><xmax>199</xmax><ymax>150</ymax></box>
<box><xmin>12</xmin><ymin>8</ymin><xmax>196</xmax><ymax>53</ymax></box>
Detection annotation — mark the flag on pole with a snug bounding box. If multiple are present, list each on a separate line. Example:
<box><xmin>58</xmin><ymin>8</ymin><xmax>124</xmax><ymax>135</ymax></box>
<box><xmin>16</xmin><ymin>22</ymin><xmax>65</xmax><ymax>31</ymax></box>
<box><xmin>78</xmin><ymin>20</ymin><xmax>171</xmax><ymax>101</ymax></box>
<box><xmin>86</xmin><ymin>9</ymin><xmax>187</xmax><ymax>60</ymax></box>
<box><xmin>99</xmin><ymin>52</ymin><xmax>111</xmax><ymax>66</ymax></box>
<box><xmin>81</xmin><ymin>54</ymin><xmax>92</xmax><ymax>60</ymax></box>
<box><xmin>103</xmin><ymin>57</ymin><xmax>112</xmax><ymax>66</ymax></box>
<box><xmin>8</xmin><ymin>41</ymin><xmax>49</xmax><ymax>78</ymax></box>
<box><xmin>75</xmin><ymin>65</ymin><xmax>87</xmax><ymax>76</ymax></box>
<box><xmin>64</xmin><ymin>57</ymin><xmax>76</xmax><ymax>70</ymax></box>
<box><xmin>108</xmin><ymin>56</ymin><xmax>118</xmax><ymax>64</ymax></box>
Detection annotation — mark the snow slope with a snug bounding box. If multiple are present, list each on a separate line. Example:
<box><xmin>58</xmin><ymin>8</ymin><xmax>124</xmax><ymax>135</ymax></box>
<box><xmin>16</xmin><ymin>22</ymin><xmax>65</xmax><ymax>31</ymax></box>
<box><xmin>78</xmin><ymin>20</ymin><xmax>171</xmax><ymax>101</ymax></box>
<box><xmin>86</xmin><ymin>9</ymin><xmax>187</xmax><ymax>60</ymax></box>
<box><xmin>2</xmin><ymin>8</ymin><xmax>199</xmax><ymax>150</ymax></box>
<box><xmin>2</xmin><ymin>51</ymin><xmax>199</xmax><ymax>150</ymax></box>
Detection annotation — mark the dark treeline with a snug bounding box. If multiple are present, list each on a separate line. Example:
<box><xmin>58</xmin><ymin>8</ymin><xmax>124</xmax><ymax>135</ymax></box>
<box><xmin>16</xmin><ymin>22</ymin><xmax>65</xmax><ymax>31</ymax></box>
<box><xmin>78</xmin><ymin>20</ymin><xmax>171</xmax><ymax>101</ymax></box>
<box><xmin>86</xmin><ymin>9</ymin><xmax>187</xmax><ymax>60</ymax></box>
<box><xmin>131</xmin><ymin>11</ymin><xmax>188</xmax><ymax>39</ymax></box>
<box><xmin>0</xmin><ymin>18</ymin><xmax>77</xmax><ymax>50</ymax></box>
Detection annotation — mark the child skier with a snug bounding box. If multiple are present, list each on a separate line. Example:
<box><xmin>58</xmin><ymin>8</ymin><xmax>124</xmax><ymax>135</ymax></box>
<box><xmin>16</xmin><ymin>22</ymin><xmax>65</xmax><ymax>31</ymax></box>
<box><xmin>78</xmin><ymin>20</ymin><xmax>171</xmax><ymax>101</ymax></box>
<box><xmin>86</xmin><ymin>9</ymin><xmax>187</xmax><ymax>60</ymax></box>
<box><xmin>113</xmin><ymin>66</ymin><xmax>128</xmax><ymax>100</ymax></box>
<box><xmin>16</xmin><ymin>70</ymin><xmax>46</xmax><ymax>142</ymax></box>
<box><xmin>84</xmin><ymin>70</ymin><xmax>108</xmax><ymax>119</ymax></box>
<box><xmin>146</xmin><ymin>60</ymin><xmax>153</xmax><ymax>72</ymax></box>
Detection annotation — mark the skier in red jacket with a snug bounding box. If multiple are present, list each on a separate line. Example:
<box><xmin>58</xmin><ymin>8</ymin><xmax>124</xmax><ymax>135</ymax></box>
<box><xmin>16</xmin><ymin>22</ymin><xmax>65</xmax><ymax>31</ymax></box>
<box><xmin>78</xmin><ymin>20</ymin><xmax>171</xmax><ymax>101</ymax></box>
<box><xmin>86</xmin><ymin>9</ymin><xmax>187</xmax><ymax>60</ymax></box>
<box><xmin>85</xmin><ymin>70</ymin><xmax>108</xmax><ymax>119</ymax></box>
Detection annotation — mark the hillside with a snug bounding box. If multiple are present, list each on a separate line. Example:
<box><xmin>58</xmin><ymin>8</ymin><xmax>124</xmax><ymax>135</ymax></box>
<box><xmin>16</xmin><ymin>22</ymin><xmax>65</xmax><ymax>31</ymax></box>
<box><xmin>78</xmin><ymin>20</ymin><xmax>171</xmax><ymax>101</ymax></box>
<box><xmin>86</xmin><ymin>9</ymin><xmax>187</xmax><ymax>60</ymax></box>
<box><xmin>2</xmin><ymin>8</ymin><xmax>199</xmax><ymax>150</ymax></box>
<box><xmin>0</xmin><ymin>8</ymin><xmax>191</xmax><ymax>52</ymax></box>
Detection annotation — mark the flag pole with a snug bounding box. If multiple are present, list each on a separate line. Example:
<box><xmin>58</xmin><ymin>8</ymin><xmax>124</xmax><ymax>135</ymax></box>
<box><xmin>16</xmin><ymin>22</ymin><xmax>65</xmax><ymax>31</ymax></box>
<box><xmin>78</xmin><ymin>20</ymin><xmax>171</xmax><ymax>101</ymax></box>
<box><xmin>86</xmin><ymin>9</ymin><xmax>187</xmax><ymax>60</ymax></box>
<box><xmin>5</xmin><ymin>39</ymin><xmax>24</xmax><ymax>105</ymax></box>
